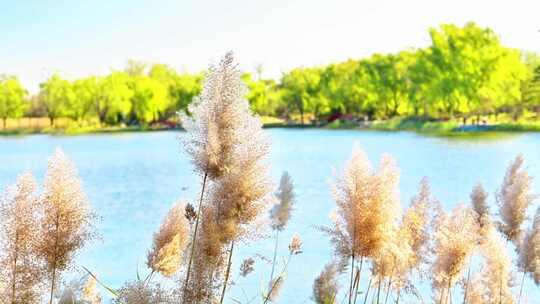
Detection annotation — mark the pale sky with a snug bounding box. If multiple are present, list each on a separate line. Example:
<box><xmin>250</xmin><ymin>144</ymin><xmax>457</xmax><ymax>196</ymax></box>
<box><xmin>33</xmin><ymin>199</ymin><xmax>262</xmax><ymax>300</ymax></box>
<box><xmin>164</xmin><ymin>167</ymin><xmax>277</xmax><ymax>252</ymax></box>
<box><xmin>1</xmin><ymin>0</ymin><xmax>539</xmax><ymax>93</ymax></box>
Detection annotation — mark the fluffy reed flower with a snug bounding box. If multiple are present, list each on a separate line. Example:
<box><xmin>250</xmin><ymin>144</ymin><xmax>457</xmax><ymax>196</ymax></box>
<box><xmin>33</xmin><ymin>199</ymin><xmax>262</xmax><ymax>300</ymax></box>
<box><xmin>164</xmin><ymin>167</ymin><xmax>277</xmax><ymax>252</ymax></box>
<box><xmin>326</xmin><ymin>145</ymin><xmax>400</xmax><ymax>263</ymax></box>
<box><xmin>479</xmin><ymin>221</ymin><xmax>515</xmax><ymax>303</ymax></box>
<box><xmin>266</xmin><ymin>276</ymin><xmax>284</xmax><ymax>303</ymax></box>
<box><xmin>400</xmin><ymin>178</ymin><xmax>435</xmax><ymax>270</ymax></box>
<box><xmin>36</xmin><ymin>149</ymin><xmax>97</xmax><ymax>304</ymax></box>
<box><xmin>181</xmin><ymin>51</ymin><xmax>257</xmax><ymax>180</ymax></box>
<box><xmin>312</xmin><ymin>262</ymin><xmax>339</xmax><ymax>304</ymax></box>
<box><xmin>239</xmin><ymin>257</ymin><xmax>255</xmax><ymax>277</ymax></box>
<box><xmin>180</xmin><ymin>53</ymin><xmax>272</xmax><ymax>304</ymax></box>
<box><xmin>58</xmin><ymin>276</ymin><xmax>101</xmax><ymax>304</ymax></box>
<box><xmin>288</xmin><ymin>233</ymin><xmax>303</xmax><ymax>255</ymax></box>
<box><xmin>431</xmin><ymin>204</ymin><xmax>479</xmax><ymax>302</ymax></box>
<box><xmin>181</xmin><ymin>206</ymin><xmax>226</xmax><ymax>303</ymax></box>
<box><xmin>0</xmin><ymin>172</ymin><xmax>42</xmax><ymax>303</ymax></box>
<box><xmin>81</xmin><ymin>276</ymin><xmax>102</xmax><ymax>304</ymax></box>
<box><xmin>471</xmin><ymin>182</ymin><xmax>489</xmax><ymax>223</ymax></box>
<box><xmin>466</xmin><ymin>275</ymin><xmax>486</xmax><ymax>304</ymax></box>
<box><xmin>114</xmin><ymin>281</ymin><xmax>173</xmax><ymax>304</ymax></box>
<box><xmin>147</xmin><ymin>202</ymin><xmax>189</xmax><ymax>277</ymax></box>
<box><xmin>497</xmin><ymin>155</ymin><xmax>536</xmax><ymax>244</ymax></box>
<box><xmin>519</xmin><ymin>207</ymin><xmax>540</xmax><ymax>284</ymax></box>
<box><xmin>270</xmin><ymin>171</ymin><xmax>295</xmax><ymax>231</ymax></box>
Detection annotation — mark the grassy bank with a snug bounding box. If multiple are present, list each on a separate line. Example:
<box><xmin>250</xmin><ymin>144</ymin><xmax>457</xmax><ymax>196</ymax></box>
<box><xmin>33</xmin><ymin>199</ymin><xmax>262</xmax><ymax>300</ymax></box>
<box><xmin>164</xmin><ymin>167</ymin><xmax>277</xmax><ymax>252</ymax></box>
<box><xmin>2</xmin><ymin>116</ymin><xmax>540</xmax><ymax>136</ymax></box>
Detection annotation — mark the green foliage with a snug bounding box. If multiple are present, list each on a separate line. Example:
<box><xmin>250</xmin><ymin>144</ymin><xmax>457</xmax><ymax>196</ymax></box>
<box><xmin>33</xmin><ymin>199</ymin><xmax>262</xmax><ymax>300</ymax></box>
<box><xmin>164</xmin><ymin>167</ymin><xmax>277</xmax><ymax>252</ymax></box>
<box><xmin>39</xmin><ymin>74</ymin><xmax>74</xmax><ymax>126</ymax></box>
<box><xmin>0</xmin><ymin>75</ymin><xmax>27</xmax><ymax>128</ymax></box>
<box><xmin>3</xmin><ymin>22</ymin><xmax>540</xmax><ymax>130</ymax></box>
<box><xmin>130</xmin><ymin>76</ymin><xmax>168</xmax><ymax>124</ymax></box>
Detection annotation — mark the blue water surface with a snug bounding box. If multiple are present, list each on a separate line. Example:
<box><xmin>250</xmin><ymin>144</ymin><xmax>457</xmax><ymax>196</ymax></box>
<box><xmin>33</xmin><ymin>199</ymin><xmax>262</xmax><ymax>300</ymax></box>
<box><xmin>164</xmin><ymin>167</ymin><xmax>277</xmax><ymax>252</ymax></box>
<box><xmin>0</xmin><ymin>129</ymin><xmax>539</xmax><ymax>303</ymax></box>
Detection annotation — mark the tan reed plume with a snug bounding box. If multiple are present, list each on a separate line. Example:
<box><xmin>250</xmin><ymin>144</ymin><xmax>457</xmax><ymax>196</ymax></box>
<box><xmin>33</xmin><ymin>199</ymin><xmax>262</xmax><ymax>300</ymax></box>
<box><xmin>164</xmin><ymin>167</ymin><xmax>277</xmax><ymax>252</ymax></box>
<box><xmin>518</xmin><ymin>206</ymin><xmax>540</xmax><ymax>303</ymax></box>
<box><xmin>431</xmin><ymin>204</ymin><xmax>478</xmax><ymax>304</ymax></box>
<box><xmin>312</xmin><ymin>262</ymin><xmax>340</xmax><ymax>304</ymax></box>
<box><xmin>147</xmin><ymin>201</ymin><xmax>189</xmax><ymax>277</ymax></box>
<box><xmin>36</xmin><ymin>149</ymin><xmax>97</xmax><ymax>304</ymax></box>
<box><xmin>0</xmin><ymin>172</ymin><xmax>42</xmax><ymax>303</ymax></box>
<box><xmin>497</xmin><ymin>155</ymin><xmax>536</xmax><ymax>245</ymax></box>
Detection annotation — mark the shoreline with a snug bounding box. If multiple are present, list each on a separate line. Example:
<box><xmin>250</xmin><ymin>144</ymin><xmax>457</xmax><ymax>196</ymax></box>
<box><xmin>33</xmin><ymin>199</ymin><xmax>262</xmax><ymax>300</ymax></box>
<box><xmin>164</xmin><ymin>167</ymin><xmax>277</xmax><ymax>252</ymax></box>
<box><xmin>1</xmin><ymin>120</ymin><xmax>539</xmax><ymax>137</ymax></box>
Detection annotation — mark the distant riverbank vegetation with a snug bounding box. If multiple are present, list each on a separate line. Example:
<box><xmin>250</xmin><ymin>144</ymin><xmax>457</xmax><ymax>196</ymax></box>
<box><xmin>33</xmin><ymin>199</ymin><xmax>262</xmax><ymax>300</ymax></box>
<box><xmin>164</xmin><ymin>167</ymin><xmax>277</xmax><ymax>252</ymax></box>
<box><xmin>1</xmin><ymin>22</ymin><xmax>540</xmax><ymax>135</ymax></box>
<box><xmin>1</xmin><ymin>53</ymin><xmax>539</xmax><ymax>304</ymax></box>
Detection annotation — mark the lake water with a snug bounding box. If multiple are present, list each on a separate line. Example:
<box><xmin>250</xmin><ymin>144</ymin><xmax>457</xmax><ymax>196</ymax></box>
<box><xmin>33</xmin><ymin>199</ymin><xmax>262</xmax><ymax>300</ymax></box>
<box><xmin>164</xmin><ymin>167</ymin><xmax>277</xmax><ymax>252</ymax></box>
<box><xmin>1</xmin><ymin>129</ymin><xmax>539</xmax><ymax>303</ymax></box>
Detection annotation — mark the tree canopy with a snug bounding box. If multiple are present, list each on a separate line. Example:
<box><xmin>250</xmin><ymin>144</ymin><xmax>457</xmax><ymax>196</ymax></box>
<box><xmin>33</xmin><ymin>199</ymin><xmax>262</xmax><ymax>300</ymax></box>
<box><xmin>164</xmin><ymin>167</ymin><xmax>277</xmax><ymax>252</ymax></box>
<box><xmin>1</xmin><ymin>23</ymin><xmax>539</xmax><ymax>127</ymax></box>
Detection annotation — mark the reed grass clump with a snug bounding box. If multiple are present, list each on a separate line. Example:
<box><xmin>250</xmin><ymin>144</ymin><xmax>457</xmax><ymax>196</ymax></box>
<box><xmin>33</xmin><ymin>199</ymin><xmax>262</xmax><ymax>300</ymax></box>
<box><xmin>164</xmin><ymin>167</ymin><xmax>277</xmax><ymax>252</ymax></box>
<box><xmin>37</xmin><ymin>149</ymin><xmax>97</xmax><ymax>304</ymax></box>
<box><xmin>431</xmin><ymin>204</ymin><xmax>479</xmax><ymax>304</ymax></box>
<box><xmin>179</xmin><ymin>52</ymin><xmax>272</xmax><ymax>304</ymax></box>
<box><xmin>0</xmin><ymin>172</ymin><xmax>42</xmax><ymax>303</ymax></box>
<box><xmin>322</xmin><ymin>145</ymin><xmax>400</xmax><ymax>304</ymax></box>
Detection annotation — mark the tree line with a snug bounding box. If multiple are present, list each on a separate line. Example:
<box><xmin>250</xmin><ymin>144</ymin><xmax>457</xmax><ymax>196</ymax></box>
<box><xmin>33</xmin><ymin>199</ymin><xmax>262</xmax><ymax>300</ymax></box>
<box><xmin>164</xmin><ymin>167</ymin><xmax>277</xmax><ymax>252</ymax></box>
<box><xmin>1</xmin><ymin>22</ymin><xmax>540</xmax><ymax>129</ymax></box>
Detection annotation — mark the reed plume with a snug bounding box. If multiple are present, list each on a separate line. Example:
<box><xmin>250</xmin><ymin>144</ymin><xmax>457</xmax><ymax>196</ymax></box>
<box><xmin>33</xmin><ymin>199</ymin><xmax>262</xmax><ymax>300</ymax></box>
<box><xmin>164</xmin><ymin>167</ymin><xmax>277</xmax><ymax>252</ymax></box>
<box><xmin>312</xmin><ymin>262</ymin><xmax>339</xmax><ymax>304</ymax></box>
<box><xmin>471</xmin><ymin>182</ymin><xmax>490</xmax><ymax>228</ymax></box>
<box><xmin>0</xmin><ymin>172</ymin><xmax>42</xmax><ymax>304</ymax></box>
<box><xmin>517</xmin><ymin>207</ymin><xmax>540</xmax><ymax>303</ymax></box>
<box><xmin>270</xmin><ymin>171</ymin><xmax>295</xmax><ymax>231</ymax></box>
<box><xmin>147</xmin><ymin>201</ymin><xmax>189</xmax><ymax>278</ymax></box>
<box><xmin>81</xmin><ymin>276</ymin><xmax>102</xmax><ymax>304</ymax></box>
<box><xmin>497</xmin><ymin>155</ymin><xmax>536</xmax><ymax>245</ymax></box>
<box><xmin>239</xmin><ymin>257</ymin><xmax>255</xmax><ymax>277</ymax></box>
<box><xmin>114</xmin><ymin>281</ymin><xmax>173</xmax><ymax>304</ymax></box>
<box><xmin>479</xmin><ymin>220</ymin><xmax>515</xmax><ymax>304</ymax></box>
<box><xmin>180</xmin><ymin>52</ymin><xmax>271</xmax><ymax>303</ymax></box>
<box><xmin>266</xmin><ymin>276</ymin><xmax>284</xmax><ymax>303</ymax></box>
<box><xmin>181</xmin><ymin>51</ymin><xmax>252</xmax><ymax>180</ymax></box>
<box><xmin>431</xmin><ymin>204</ymin><xmax>478</xmax><ymax>304</ymax></box>
<box><xmin>36</xmin><ymin>149</ymin><xmax>97</xmax><ymax>304</ymax></box>
<box><xmin>184</xmin><ymin>53</ymin><xmax>271</xmax><ymax>304</ymax></box>
<box><xmin>324</xmin><ymin>145</ymin><xmax>400</xmax><ymax>304</ymax></box>
<box><xmin>400</xmin><ymin>178</ymin><xmax>436</xmax><ymax>270</ymax></box>
<box><xmin>269</xmin><ymin>171</ymin><xmax>295</xmax><ymax>281</ymax></box>
<box><xmin>263</xmin><ymin>234</ymin><xmax>303</xmax><ymax>304</ymax></box>
<box><xmin>374</xmin><ymin>178</ymin><xmax>436</xmax><ymax>302</ymax></box>
<box><xmin>57</xmin><ymin>275</ymin><xmax>101</xmax><ymax>304</ymax></box>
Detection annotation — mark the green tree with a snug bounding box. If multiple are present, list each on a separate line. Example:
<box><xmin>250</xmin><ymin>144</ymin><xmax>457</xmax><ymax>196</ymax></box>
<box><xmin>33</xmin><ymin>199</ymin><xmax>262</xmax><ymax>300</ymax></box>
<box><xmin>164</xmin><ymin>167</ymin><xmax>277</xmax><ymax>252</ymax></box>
<box><xmin>96</xmin><ymin>72</ymin><xmax>133</xmax><ymax>125</ymax></box>
<box><xmin>39</xmin><ymin>74</ymin><xmax>74</xmax><ymax>126</ymax></box>
<box><xmin>130</xmin><ymin>76</ymin><xmax>168</xmax><ymax>124</ymax></box>
<box><xmin>0</xmin><ymin>75</ymin><xmax>28</xmax><ymax>129</ymax></box>
<box><xmin>149</xmin><ymin>64</ymin><xmax>203</xmax><ymax>117</ymax></box>
<box><xmin>71</xmin><ymin>77</ymin><xmax>100</xmax><ymax>124</ymax></box>
<box><xmin>280</xmin><ymin>67</ymin><xmax>321</xmax><ymax>124</ymax></box>
<box><xmin>242</xmin><ymin>73</ymin><xmax>280</xmax><ymax>116</ymax></box>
